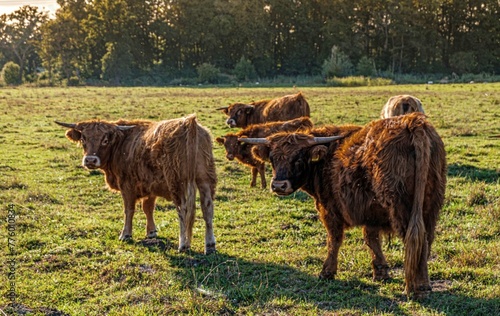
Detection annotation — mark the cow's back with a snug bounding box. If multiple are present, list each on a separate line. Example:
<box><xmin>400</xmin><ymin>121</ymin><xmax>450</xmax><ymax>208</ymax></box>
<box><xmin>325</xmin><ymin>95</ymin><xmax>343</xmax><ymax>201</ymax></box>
<box><xmin>263</xmin><ymin>92</ymin><xmax>310</xmax><ymax>121</ymax></box>
<box><xmin>331</xmin><ymin>113</ymin><xmax>445</xmax><ymax>233</ymax></box>
<box><xmin>240</xmin><ymin>116</ymin><xmax>313</xmax><ymax>139</ymax></box>
<box><xmin>122</xmin><ymin>115</ymin><xmax>216</xmax><ymax>199</ymax></box>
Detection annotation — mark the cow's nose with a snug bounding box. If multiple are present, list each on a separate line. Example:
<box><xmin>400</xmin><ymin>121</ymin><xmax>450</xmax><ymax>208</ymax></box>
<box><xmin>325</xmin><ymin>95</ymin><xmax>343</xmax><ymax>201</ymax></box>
<box><xmin>402</xmin><ymin>102</ymin><xmax>410</xmax><ymax>112</ymax></box>
<box><xmin>85</xmin><ymin>156</ymin><xmax>97</xmax><ymax>164</ymax></box>
<box><xmin>82</xmin><ymin>155</ymin><xmax>101</xmax><ymax>168</ymax></box>
<box><xmin>226</xmin><ymin>154</ymin><xmax>234</xmax><ymax>160</ymax></box>
<box><xmin>226</xmin><ymin>119</ymin><xmax>236</xmax><ymax>127</ymax></box>
<box><xmin>271</xmin><ymin>179</ymin><xmax>292</xmax><ymax>195</ymax></box>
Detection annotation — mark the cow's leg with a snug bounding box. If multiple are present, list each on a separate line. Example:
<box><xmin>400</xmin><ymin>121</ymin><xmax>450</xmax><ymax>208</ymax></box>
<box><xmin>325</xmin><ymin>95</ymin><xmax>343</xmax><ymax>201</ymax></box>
<box><xmin>174</xmin><ymin>187</ymin><xmax>196</xmax><ymax>252</ymax></box>
<box><xmin>119</xmin><ymin>193</ymin><xmax>136</xmax><ymax>241</ymax></box>
<box><xmin>142</xmin><ymin>196</ymin><xmax>157</xmax><ymax>238</ymax></box>
<box><xmin>257</xmin><ymin>162</ymin><xmax>266</xmax><ymax>189</ymax></box>
<box><xmin>250</xmin><ymin>167</ymin><xmax>258</xmax><ymax>187</ymax></box>
<box><xmin>198</xmin><ymin>182</ymin><xmax>216</xmax><ymax>254</ymax></box>
<box><xmin>317</xmin><ymin>202</ymin><xmax>344</xmax><ymax>279</ymax></box>
<box><xmin>363</xmin><ymin>226</ymin><xmax>390</xmax><ymax>281</ymax></box>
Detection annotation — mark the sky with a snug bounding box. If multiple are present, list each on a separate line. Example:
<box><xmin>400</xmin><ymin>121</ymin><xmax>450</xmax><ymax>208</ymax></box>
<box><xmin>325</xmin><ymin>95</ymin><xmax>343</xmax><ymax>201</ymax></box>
<box><xmin>0</xmin><ymin>0</ymin><xmax>60</xmax><ymax>16</ymax></box>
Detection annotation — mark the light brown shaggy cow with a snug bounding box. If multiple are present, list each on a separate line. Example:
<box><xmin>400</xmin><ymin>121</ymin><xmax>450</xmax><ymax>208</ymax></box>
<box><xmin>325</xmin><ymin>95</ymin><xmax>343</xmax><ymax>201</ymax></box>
<box><xmin>56</xmin><ymin>114</ymin><xmax>217</xmax><ymax>254</ymax></box>
<box><xmin>380</xmin><ymin>94</ymin><xmax>425</xmax><ymax>118</ymax></box>
<box><xmin>241</xmin><ymin>113</ymin><xmax>446</xmax><ymax>299</ymax></box>
<box><xmin>216</xmin><ymin>117</ymin><xmax>313</xmax><ymax>188</ymax></box>
<box><xmin>217</xmin><ymin>92</ymin><xmax>310</xmax><ymax>128</ymax></box>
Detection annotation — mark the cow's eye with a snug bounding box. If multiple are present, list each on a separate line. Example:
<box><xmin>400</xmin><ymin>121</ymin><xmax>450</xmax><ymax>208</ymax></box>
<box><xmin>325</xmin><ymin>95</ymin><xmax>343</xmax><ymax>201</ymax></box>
<box><xmin>81</xmin><ymin>136</ymin><xmax>86</xmax><ymax>144</ymax></box>
<box><xmin>102</xmin><ymin>138</ymin><xmax>109</xmax><ymax>146</ymax></box>
<box><xmin>236</xmin><ymin>110</ymin><xmax>241</xmax><ymax>115</ymax></box>
<box><xmin>295</xmin><ymin>159</ymin><xmax>304</xmax><ymax>168</ymax></box>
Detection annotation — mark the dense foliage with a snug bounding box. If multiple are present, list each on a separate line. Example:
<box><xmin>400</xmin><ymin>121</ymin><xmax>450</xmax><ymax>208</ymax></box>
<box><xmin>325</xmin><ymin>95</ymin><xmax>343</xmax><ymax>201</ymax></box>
<box><xmin>1</xmin><ymin>62</ymin><xmax>22</xmax><ymax>85</ymax></box>
<box><xmin>0</xmin><ymin>0</ymin><xmax>499</xmax><ymax>85</ymax></box>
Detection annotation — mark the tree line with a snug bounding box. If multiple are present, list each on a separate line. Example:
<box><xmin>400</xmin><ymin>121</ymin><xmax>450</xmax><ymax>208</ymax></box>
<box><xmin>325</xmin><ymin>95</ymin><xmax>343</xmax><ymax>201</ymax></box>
<box><xmin>1</xmin><ymin>0</ymin><xmax>499</xmax><ymax>86</ymax></box>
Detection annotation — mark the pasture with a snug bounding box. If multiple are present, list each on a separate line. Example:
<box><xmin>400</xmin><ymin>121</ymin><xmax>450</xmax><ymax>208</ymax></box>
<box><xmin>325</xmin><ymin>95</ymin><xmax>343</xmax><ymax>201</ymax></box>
<box><xmin>1</xmin><ymin>84</ymin><xmax>499</xmax><ymax>315</ymax></box>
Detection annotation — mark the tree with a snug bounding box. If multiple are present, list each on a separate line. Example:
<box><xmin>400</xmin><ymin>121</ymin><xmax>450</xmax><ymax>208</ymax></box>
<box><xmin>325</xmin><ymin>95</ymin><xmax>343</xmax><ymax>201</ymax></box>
<box><xmin>197</xmin><ymin>63</ymin><xmax>220</xmax><ymax>84</ymax></box>
<box><xmin>322</xmin><ymin>46</ymin><xmax>353</xmax><ymax>78</ymax></box>
<box><xmin>41</xmin><ymin>0</ymin><xmax>90</xmax><ymax>80</ymax></box>
<box><xmin>0</xmin><ymin>6</ymin><xmax>48</xmax><ymax>81</ymax></box>
<box><xmin>356</xmin><ymin>56</ymin><xmax>376</xmax><ymax>77</ymax></box>
<box><xmin>234</xmin><ymin>57</ymin><xmax>257</xmax><ymax>82</ymax></box>
<box><xmin>449</xmin><ymin>51</ymin><xmax>478</xmax><ymax>75</ymax></box>
<box><xmin>101</xmin><ymin>42</ymin><xmax>133</xmax><ymax>85</ymax></box>
<box><xmin>1</xmin><ymin>61</ymin><xmax>22</xmax><ymax>85</ymax></box>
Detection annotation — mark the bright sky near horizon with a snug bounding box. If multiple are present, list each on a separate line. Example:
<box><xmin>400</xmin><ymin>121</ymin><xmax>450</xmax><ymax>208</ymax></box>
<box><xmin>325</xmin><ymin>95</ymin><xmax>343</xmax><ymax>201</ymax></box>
<box><xmin>0</xmin><ymin>0</ymin><xmax>59</xmax><ymax>16</ymax></box>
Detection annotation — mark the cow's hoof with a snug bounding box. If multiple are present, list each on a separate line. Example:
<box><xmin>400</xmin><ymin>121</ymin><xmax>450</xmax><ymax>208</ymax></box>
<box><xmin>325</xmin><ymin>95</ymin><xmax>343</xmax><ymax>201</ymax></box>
<box><xmin>205</xmin><ymin>243</ymin><xmax>216</xmax><ymax>255</ymax></box>
<box><xmin>373</xmin><ymin>265</ymin><xmax>390</xmax><ymax>281</ymax></box>
<box><xmin>119</xmin><ymin>234</ymin><xmax>132</xmax><ymax>241</ymax></box>
<box><xmin>405</xmin><ymin>285</ymin><xmax>432</xmax><ymax>300</ymax></box>
<box><xmin>178</xmin><ymin>245</ymin><xmax>191</xmax><ymax>253</ymax></box>
<box><xmin>147</xmin><ymin>230</ymin><xmax>157</xmax><ymax>238</ymax></box>
<box><xmin>408</xmin><ymin>289</ymin><xmax>431</xmax><ymax>300</ymax></box>
<box><xmin>319</xmin><ymin>270</ymin><xmax>336</xmax><ymax>280</ymax></box>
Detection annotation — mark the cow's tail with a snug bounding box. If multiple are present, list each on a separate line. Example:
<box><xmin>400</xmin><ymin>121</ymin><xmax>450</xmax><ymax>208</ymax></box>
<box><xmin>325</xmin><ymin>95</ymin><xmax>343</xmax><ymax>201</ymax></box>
<box><xmin>404</xmin><ymin>116</ymin><xmax>431</xmax><ymax>295</ymax></box>
<box><xmin>184</xmin><ymin>114</ymin><xmax>198</xmax><ymax>214</ymax></box>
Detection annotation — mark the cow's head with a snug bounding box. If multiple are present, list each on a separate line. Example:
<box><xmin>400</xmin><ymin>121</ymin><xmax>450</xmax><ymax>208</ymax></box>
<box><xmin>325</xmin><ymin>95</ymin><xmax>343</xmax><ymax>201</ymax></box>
<box><xmin>382</xmin><ymin>95</ymin><xmax>424</xmax><ymax>118</ymax></box>
<box><xmin>216</xmin><ymin>135</ymin><xmax>242</xmax><ymax>161</ymax></box>
<box><xmin>55</xmin><ymin>120</ymin><xmax>134</xmax><ymax>169</ymax></box>
<box><xmin>240</xmin><ymin>133</ymin><xmax>343</xmax><ymax>195</ymax></box>
<box><xmin>217</xmin><ymin>103</ymin><xmax>254</xmax><ymax>128</ymax></box>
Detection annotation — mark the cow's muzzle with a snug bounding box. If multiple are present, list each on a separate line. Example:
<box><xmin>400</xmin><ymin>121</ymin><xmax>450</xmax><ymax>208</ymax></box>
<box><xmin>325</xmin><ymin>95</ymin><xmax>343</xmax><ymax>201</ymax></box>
<box><xmin>226</xmin><ymin>118</ymin><xmax>237</xmax><ymax>128</ymax></box>
<box><xmin>271</xmin><ymin>179</ymin><xmax>294</xmax><ymax>195</ymax></box>
<box><xmin>82</xmin><ymin>155</ymin><xmax>101</xmax><ymax>169</ymax></box>
<box><xmin>226</xmin><ymin>154</ymin><xmax>234</xmax><ymax>160</ymax></box>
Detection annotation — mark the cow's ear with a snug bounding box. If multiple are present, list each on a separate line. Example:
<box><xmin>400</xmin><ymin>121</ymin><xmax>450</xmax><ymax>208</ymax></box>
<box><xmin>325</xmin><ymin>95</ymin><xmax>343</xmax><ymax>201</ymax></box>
<box><xmin>251</xmin><ymin>145</ymin><xmax>270</xmax><ymax>163</ymax></box>
<box><xmin>215</xmin><ymin>137</ymin><xmax>225</xmax><ymax>144</ymax></box>
<box><xmin>310</xmin><ymin>145</ymin><xmax>328</xmax><ymax>163</ymax></box>
<box><xmin>244</xmin><ymin>105</ymin><xmax>254</xmax><ymax>114</ymax></box>
<box><xmin>65</xmin><ymin>129</ymin><xmax>81</xmax><ymax>142</ymax></box>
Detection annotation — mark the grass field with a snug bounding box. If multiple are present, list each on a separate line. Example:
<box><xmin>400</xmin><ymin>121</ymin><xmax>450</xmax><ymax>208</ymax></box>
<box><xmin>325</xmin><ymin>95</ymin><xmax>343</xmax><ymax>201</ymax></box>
<box><xmin>0</xmin><ymin>84</ymin><xmax>499</xmax><ymax>315</ymax></box>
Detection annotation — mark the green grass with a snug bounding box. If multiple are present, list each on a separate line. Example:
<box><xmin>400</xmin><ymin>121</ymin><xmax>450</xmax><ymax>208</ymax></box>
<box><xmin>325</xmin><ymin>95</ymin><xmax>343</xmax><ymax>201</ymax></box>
<box><xmin>0</xmin><ymin>84</ymin><xmax>499</xmax><ymax>315</ymax></box>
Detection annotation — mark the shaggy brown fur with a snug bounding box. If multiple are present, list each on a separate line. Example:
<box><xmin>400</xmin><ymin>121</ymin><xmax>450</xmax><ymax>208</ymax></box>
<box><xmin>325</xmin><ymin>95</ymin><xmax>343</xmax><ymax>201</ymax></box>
<box><xmin>57</xmin><ymin>115</ymin><xmax>217</xmax><ymax>254</ymax></box>
<box><xmin>216</xmin><ymin>117</ymin><xmax>313</xmax><ymax>188</ymax></box>
<box><xmin>263</xmin><ymin>113</ymin><xmax>446</xmax><ymax>299</ymax></box>
<box><xmin>380</xmin><ymin>95</ymin><xmax>425</xmax><ymax>118</ymax></box>
<box><xmin>219</xmin><ymin>92</ymin><xmax>310</xmax><ymax>128</ymax></box>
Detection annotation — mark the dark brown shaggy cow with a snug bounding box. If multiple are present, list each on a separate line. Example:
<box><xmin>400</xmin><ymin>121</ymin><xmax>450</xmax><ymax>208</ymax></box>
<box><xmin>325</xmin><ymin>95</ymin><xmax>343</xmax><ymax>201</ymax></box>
<box><xmin>56</xmin><ymin>114</ymin><xmax>217</xmax><ymax>254</ymax></box>
<box><xmin>217</xmin><ymin>92</ymin><xmax>310</xmax><ymax>128</ymax></box>
<box><xmin>241</xmin><ymin>113</ymin><xmax>446</xmax><ymax>298</ymax></box>
<box><xmin>216</xmin><ymin>117</ymin><xmax>313</xmax><ymax>188</ymax></box>
<box><xmin>381</xmin><ymin>94</ymin><xmax>425</xmax><ymax>118</ymax></box>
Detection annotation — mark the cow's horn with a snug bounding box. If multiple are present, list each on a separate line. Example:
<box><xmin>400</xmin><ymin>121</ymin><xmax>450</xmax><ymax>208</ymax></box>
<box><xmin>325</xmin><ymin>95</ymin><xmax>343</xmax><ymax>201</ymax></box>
<box><xmin>238</xmin><ymin>137</ymin><xmax>269</xmax><ymax>145</ymax></box>
<box><xmin>55</xmin><ymin>121</ymin><xmax>76</xmax><ymax>128</ymax></box>
<box><xmin>117</xmin><ymin>125</ymin><xmax>135</xmax><ymax>131</ymax></box>
<box><xmin>309</xmin><ymin>136</ymin><xmax>344</xmax><ymax>144</ymax></box>
<box><xmin>216</xmin><ymin>106</ymin><xmax>229</xmax><ymax>110</ymax></box>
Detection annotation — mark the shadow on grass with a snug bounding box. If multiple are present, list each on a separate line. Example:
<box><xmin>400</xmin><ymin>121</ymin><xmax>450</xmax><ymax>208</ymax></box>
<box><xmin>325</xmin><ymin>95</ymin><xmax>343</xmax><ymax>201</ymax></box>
<box><xmin>447</xmin><ymin>163</ymin><xmax>499</xmax><ymax>183</ymax></box>
<box><xmin>420</xmin><ymin>291</ymin><xmax>500</xmax><ymax>316</ymax></box>
<box><xmin>163</xmin><ymin>251</ymin><xmax>382</xmax><ymax>313</ymax></box>
<box><xmin>136</xmin><ymin>236</ymin><xmax>173</xmax><ymax>252</ymax></box>
<box><xmin>158</xmin><ymin>250</ymin><xmax>499</xmax><ymax>315</ymax></box>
